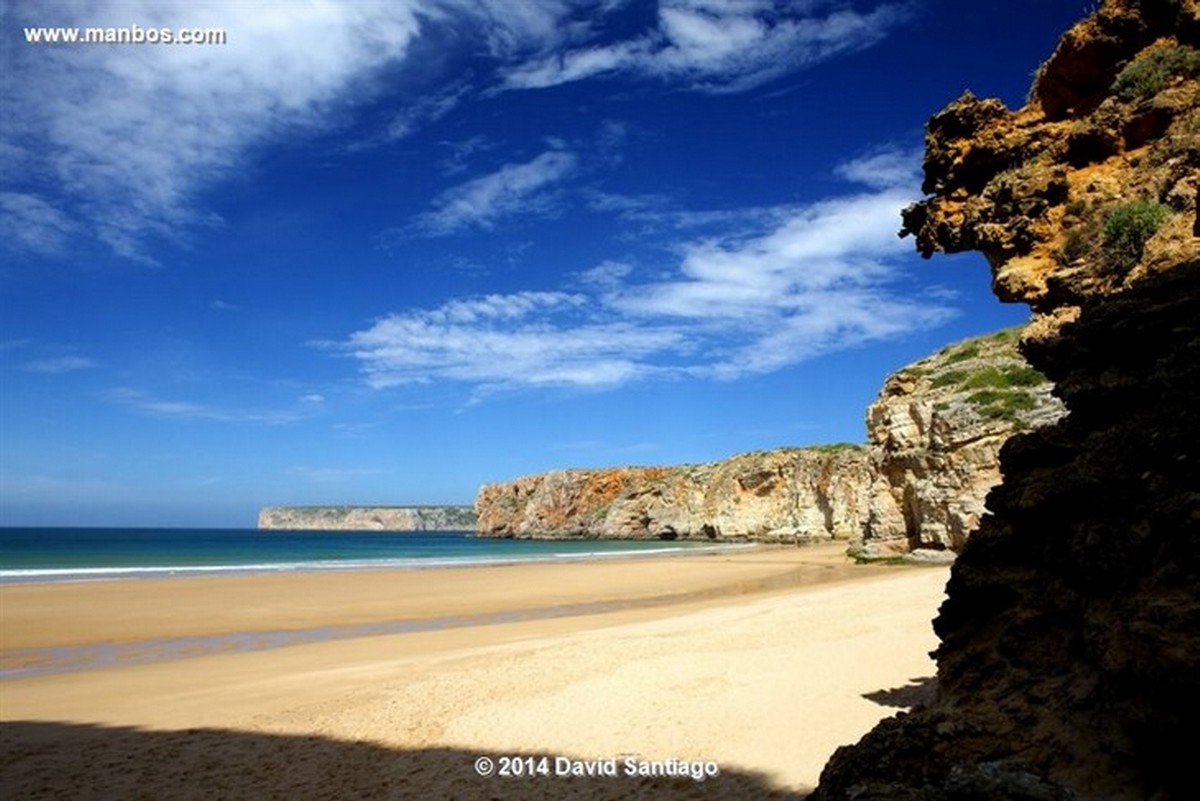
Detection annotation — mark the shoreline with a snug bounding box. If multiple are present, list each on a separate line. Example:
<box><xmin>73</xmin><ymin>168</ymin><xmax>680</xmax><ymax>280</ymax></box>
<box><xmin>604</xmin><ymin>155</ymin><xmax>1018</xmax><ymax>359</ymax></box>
<box><xmin>0</xmin><ymin>532</ymin><xmax>760</xmax><ymax>586</ymax></box>
<box><xmin>0</xmin><ymin>543</ymin><xmax>867</xmax><ymax>652</ymax></box>
<box><xmin>1</xmin><ymin>546</ymin><xmax>854</xmax><ymax>679</ymax></box>
<box><xmin>1</xmin><ymin>542</ymin><xmax>949</xmax><ymax>795</ymax></box>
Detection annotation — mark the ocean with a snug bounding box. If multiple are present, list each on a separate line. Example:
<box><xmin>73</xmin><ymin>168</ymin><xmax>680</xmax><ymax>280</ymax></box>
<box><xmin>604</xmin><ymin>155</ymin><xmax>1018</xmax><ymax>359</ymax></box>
<box><xmin>0</xmin><ymin>527</ymin><xmax>735</xmax><ymax>584</ymax></box>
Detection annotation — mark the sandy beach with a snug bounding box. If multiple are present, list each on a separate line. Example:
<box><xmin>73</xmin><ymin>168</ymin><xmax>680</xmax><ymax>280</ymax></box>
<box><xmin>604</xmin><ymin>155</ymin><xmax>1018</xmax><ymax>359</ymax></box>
<box><xmin>1</xmin><ymin>543</ymin><xmax>948</xmax><ymax>799</ymax></box>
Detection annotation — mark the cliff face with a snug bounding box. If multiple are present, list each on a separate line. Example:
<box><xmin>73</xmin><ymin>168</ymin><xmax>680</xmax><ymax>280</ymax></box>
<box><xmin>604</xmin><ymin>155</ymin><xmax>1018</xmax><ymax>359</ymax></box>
<box><xmin>257</xmin><ymin>506</ymin><xmax>476</xmax><ymax>531</ymax></box>
<box><xmin>475</xmin><ymin>448</ymin><xmax>872</xmax><ymax>542</ymax></box>
<box><xmin>815</xmin><ymin>2</ymin><xmax>1200</xmax><ymax>799</ymax></box>
<box><xmin>862</xmin><ymin>328</ymin><xmax>1063</xmax><ymax>556</ymax></box>
<box><xmin>475</xmin><ymin>328</ymin><xmax>1063</xmax><ymax>550</ymax></box>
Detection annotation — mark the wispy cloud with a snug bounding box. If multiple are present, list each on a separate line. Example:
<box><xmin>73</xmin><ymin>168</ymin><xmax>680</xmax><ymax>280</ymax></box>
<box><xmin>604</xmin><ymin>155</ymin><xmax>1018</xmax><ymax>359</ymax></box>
<box><xmin>350</xmin><ymin>82</ymin><xmax>473</xmax><ymax>151</ymax></box>
<box><xmin>584</xmin><ymin>190</ymin><xmax>796</xmax><ymax>238</ymax></box>
<box><xmin>0</xmin><ymin>0</ymin><xmax>632</xmax><ymax>262</ymax></box>
<box><xmin>833</xmin><ymin>144</ymin><xmax>923</xmax><ymax>188</ymax></box>
<box><xmin>0</xmin><ymin>471</ymin><xmax>133</xmax><ymax>501</ymax></box>
<box><xmin>610</xmin><ymin>186</ymin><xmax>949</xmax><ymax>376</ymax></box>
<box><xmin>343</xmin><ymin>291</ymin><xmax>685</xmax><ymax>392</ymax></box>
<box><xmin>0</xmin><ymin>192</ymin><xmax>79</xmax><ymax>256</ymax></box>
<box><xmin>407</xmin><ymin>149</ymin><xmax>578</xmax><ymax>236</ymax></box>
<box><xmin>586</xmin><ymin>144</ymin><xmax>923</xmax><ymax>242</ymax></box>
<box><xmin>577</xmin><ymin>260</ymin><xmax>634</xmax><ymax>289</ymax></box>
<box><xmin>109</xmin><ymin>388</ymin><xmax>307</xmax><ymax>424</ymax></box>
<box><xmin>501</xmin><ymin>0</ymin><xmax>910</xmax><ymax>93</ymax></box>
<box><xmin>339</xmin><ymin>150</ymin><xmax>952</xmax><ymax>397</ymax></box>
<box><xmin>439</xmin><ymin>134</ymin><xmax>496</xmax><ymax>176</ymax></box>
<box><xmin>3</xmin><ymin>1</ymin><xmax>910</xmax><ymax>263</ymax></box>
<box><xmin>2</xmin><ymin>1</ymin><xmax>430</xmax><ymax>262</ymax></box>
<box><xmin>289</xmin><ymin>466</ymin><xmax>384</xmax><ymax>484</ymax></box>
<box><xmin>23</xmin><ymin>355</ymin><xmax>98</xmax><ymax>374</ymax></box>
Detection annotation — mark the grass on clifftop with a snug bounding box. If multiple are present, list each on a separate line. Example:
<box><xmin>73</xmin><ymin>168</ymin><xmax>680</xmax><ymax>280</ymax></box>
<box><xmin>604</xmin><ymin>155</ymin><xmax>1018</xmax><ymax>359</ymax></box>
<box><xmin>924</xmin><ymin>328</ymin><xmax>1050</xmax><ymax>424</ymax></box>
<box><xmin>942</xmin><ymin>342</ymin><xmax>981</xmax><ymax>364</ymax></box>
<box><xmin>807</xmin><ymin>443</ymin><xmax>864</xmax><ymax>454</ymax></box>
<box><xmin>966</xmin><ymin>388</ymin><xmax>1038</xmax><ymax>421</ymax></box>
<box><xmin>960</xmin><ymin>364</ymin><xmax>1046</xmax><ymax>390</ymax></box>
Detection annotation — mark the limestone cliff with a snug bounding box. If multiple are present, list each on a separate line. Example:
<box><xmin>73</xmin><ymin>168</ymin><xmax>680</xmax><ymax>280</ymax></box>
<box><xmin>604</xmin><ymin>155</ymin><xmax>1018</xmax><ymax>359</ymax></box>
<box><xmin>861</xmin><ymin>328</ymin><xmax>1064</xmax><ymax>557</ymax></box>
<box><xmin>476</xmin><ymin>447</ymin><xmax>872</xmax><ymax>542</ymax></box>
<box><xmin>814</xmin><ymin>2</ymin><xmax>1200</xmax><ymax>799</ymax></box>
<box><xmin>475</xmin><ymin>328</ymin><xmax>1063</xmax><ymax>550</ymax></box>
<box><xmin>257</xmin><ymin>506</ymin><xmax>476</xmax><ymax>531</ymax></box>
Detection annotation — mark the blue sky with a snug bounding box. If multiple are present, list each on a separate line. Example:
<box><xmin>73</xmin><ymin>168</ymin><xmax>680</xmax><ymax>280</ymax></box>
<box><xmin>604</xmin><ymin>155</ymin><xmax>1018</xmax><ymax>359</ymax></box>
<box><xmin>1</xmin><ymin>1</ymin><xmax>1083</xmax><ymax>527</ymax></box>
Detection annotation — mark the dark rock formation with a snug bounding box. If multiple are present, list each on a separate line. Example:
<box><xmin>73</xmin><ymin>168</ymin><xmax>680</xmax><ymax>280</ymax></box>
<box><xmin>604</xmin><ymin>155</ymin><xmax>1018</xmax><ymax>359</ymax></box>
<box><xmin>813</xmin><ymin>1</ymin><xmax>1199</xmax><ymax>799</ymax></box>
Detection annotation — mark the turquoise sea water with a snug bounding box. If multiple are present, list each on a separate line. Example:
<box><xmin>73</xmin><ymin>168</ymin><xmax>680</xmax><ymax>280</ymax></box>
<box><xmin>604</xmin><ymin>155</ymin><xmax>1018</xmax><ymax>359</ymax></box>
<box><xmin>0</xmin><ymin>527</ymin><xmax>731</xmax><ymax>584</ymax></box>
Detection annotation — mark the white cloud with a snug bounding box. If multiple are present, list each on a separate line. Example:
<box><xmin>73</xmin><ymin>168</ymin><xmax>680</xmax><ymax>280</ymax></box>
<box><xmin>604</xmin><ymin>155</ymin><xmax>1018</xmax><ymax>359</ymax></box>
<box><xmin>346</xmin><ymin>81</ymin><xmax>472</xmax><ymax>152</ymax></box>
<box><xmin>607</xmin><ymin>186</ymin><xmax>955</xmax><ymax>377</ymax></box>
<box><xmin>438</xmin><ymin>134</ymin><xmax>496</xmax><ymax>175</ymax></box>
<box><xmin>2</xmin><ymin>0</ymin><xmax>643</xmax><ymax>261</ymax></box>
<box><xmin>577</xmin><ymin>260</ymin><xmax>633</xmax><ymax>289</ymax></box>
<box><xmin>339</xmin><ymin>157</ymin><xmax>955</xmax><ymax>395</ymax></box>
<box><xmin>502</xmin><ymin>1</ymin><xmax>909</xmax><ymax>93</ymax></box>
<box><xmin>0</xmin><ymin>192</ymin><xmax>79</xmax><ymax>255</ymax></box>
<box><xmin>833</xmin><ymin>144</ymin><xmax>923</xmax><ymax>189</ymax></box>
<box><xmin>343</xmin><ymin>291</ymin><xmax>687</xmax><ymax>392</ymax></box>
<box><xmin>436</xmin><ymin>0</ymin><xmax>592</xmax><ymax>59</ymax></box>
<box><xmin>3</xmin><ymin>1</ymin><xmax>911</xmax><ymax>262</ymax></box>
<box><xmin>586</xmin><ymin>144</ymin><xmax>921</xmax><ymax>244</ymax></box>
<box><xmin>289</xmin><ymin>466</ymin><xmax>383</xmax><ymax>484</ymax></box>
<box><xmin>385</xmin><ymin>84</ymin><xmax>469</xmax><ymax>141</ymax></box>
<box><xmin>613</xmin><ymin>190</ymin><xmax>915</xmax><ymax>319</ymax></box>
<box><xmin>22</xmin><ymin>355</ymin><xmax>97</xmax><ymax>373</ymax></box>
<box><xmin>109</xmin><ymin>388</ymin><xmax>304</xmax><ymax>424</ymax></box>
<box><xmin>584</xmin><ymin>190</ymin><xmax>796</xmax><ymax>236</ymax></box>
<box><xmin>3</xmin><ymin>1</ymin><xmax>430</xmax><ymax>262</ymax></box>
<box><xmin>408</xmin><ymin>149</ymin><xmax>578</xmax><ymax>235</ymax></box>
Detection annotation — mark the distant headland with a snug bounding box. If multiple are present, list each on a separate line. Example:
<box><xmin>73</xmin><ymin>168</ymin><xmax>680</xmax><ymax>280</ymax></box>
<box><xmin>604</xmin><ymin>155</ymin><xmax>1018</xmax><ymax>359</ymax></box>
<box><xmin>257</xmin><ymin>506</ymin><xmax>476</xmax><ymax>532</ymax></box>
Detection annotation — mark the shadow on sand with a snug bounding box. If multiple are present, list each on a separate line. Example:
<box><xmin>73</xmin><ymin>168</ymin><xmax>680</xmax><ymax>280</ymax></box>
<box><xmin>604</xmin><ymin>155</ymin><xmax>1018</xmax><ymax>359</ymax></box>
<box><xmin>1</xmin><ymin>721</ymin><xmax>810</xmax><ymax>800</ymax></box>
<box><xmin>861</xmin><ymin>675</ymin><xmax>937</xmax><ymax>710</ymax></box>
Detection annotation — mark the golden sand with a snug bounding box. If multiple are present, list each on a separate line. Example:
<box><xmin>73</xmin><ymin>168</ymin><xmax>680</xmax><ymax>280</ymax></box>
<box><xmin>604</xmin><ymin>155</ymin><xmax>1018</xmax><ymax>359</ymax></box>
<box><xmin>0</xmin><ymin>543</ymin><xmax>948</xmax><ymax>798</ymax></box>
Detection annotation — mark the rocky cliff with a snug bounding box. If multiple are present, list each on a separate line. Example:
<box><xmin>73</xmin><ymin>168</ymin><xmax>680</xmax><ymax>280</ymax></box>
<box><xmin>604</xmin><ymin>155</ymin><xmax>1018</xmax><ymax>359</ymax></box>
<box><xmin>862</xmin><ymin>327</ymin><xmax>1064</xmax><ymax>557</ymax></box>
<box><xmin>475</xmin><ymin>327</ymin><xmax>1063</xmax><ymax>552</ymax></box>
<box><xmin>814</xmin><ymin>1</ymin><xmax>1199</xmax><ymax>799</ymax></box>
<box><xmin>257</xmin><ymin>506</ymin><xmax>476</xmax><ymax>531</ymax></box>
<box><xmin>475</xmin><ymin>447</ymin><xmax>873</xmax><ymax>542</ymax></box>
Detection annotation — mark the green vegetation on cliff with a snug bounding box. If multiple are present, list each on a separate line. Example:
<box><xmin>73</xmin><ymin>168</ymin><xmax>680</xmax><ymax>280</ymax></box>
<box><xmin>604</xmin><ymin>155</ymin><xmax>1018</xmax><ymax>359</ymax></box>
<box><xmin>1112</xmin><ymin>43</ymin><xmax>1200</xmax><ymax>101</ymax></box>
<box><xmin>1103</xmin><ymin>201</ymin><xmax>1172</xmax><ymax>268</ymax></box>
<box><xmin>898</xmin><ymin>327</ymin><xmax>1057</xmax><ymax>428</ymax></box>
